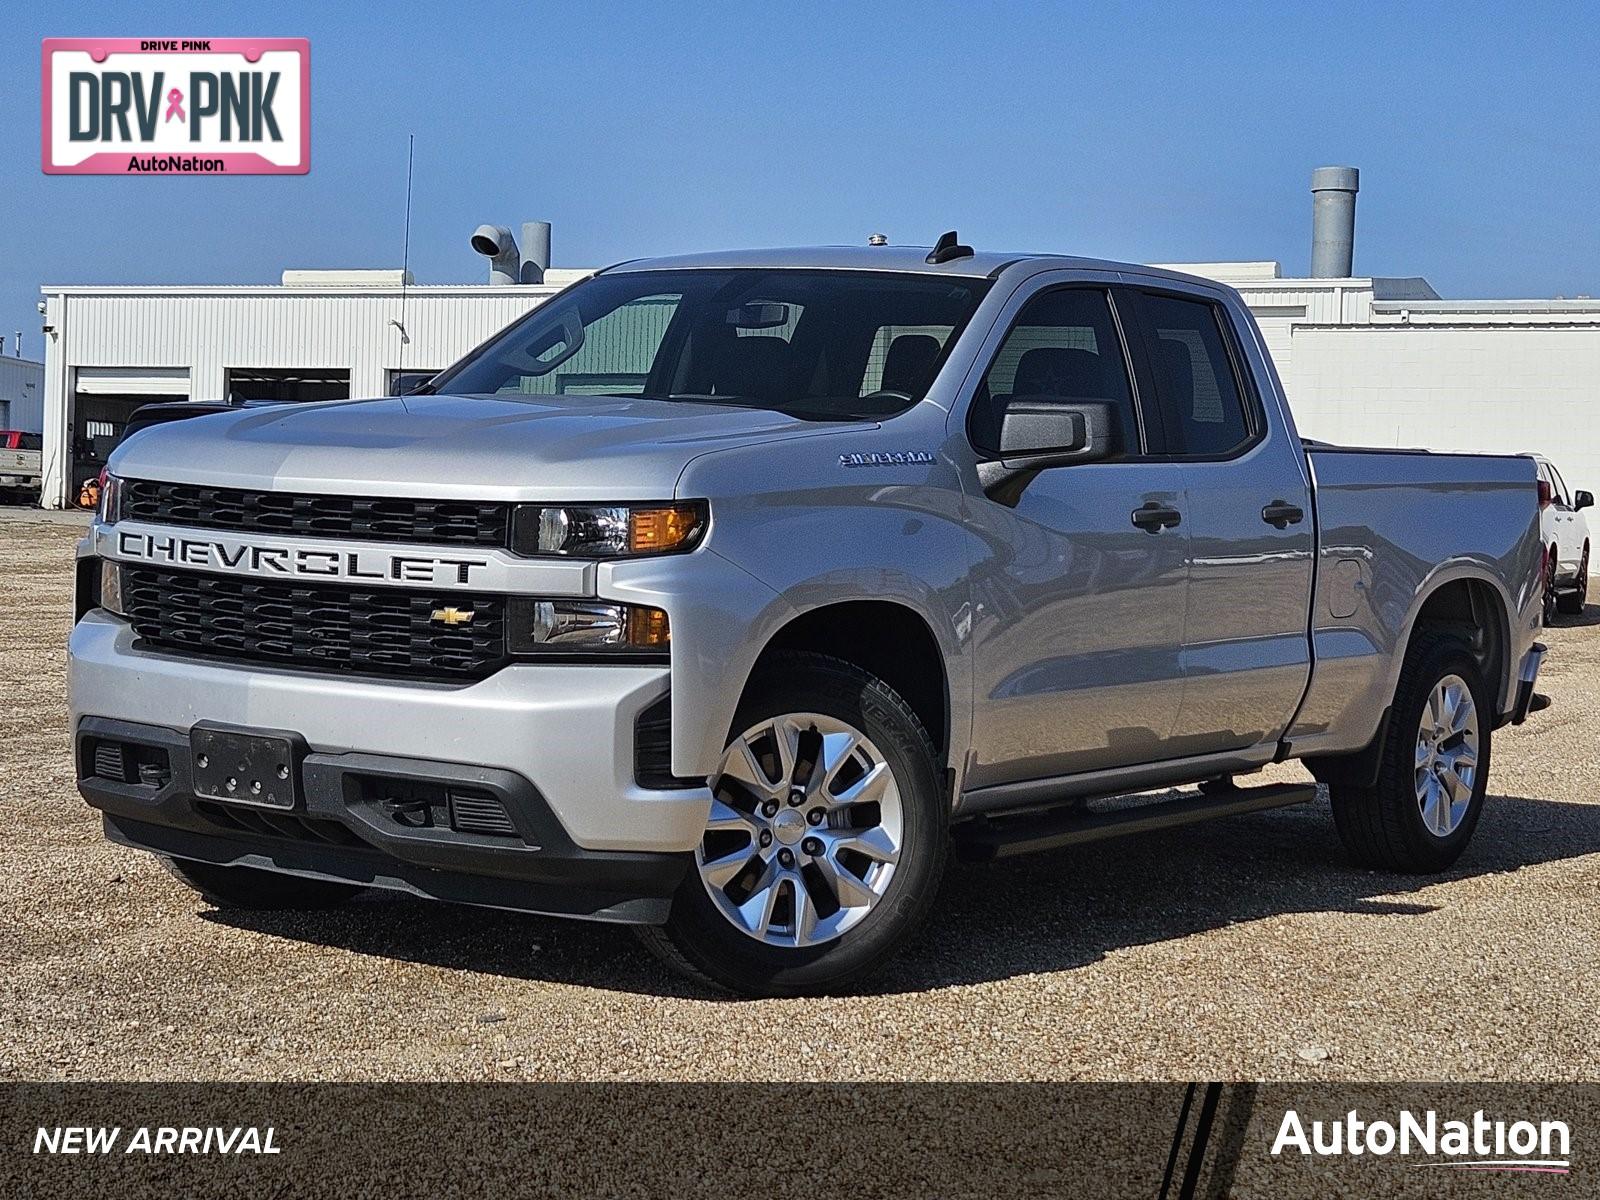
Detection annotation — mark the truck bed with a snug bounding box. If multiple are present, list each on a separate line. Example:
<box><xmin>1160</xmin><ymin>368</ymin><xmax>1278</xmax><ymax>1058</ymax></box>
<box><xmin>1289</xmin><ymin>444</ymin><xmax>1542</xmax><ymax>755</ymax></box>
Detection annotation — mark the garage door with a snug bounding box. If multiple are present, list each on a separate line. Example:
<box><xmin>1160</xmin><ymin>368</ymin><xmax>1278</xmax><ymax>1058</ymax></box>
<box><xmin>74</xmin><ymin>367</ymin><xmax>191</xmax><ymax>396</ymax></box>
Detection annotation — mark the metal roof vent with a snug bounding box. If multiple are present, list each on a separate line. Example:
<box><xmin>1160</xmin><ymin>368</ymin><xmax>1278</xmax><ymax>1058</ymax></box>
<box><xmin>1310</xmin><ymin>166</ymin><xmax>1359</xmax><ymax>277</ymax></box>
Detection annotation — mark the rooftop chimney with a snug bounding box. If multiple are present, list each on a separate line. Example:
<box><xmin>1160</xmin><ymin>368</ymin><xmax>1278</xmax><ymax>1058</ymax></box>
<box><xmin>1310</xmin><ymin>165</ymin><xmax>1359</xmax><ymax>277</ymax></box>
<box><xmin>470</xmin><ymin>221</ymin><xmax>552</xmax><ymax>284</ymax></box>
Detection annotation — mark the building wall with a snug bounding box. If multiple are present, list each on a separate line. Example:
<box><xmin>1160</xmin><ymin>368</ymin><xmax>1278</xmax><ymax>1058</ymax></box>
<box><xmin>0</xmin><ymin>354</ymin><xmax>45</xmax><ymax>432</ymax></box>
<box><xmin>1285</xmin><ymin>324</ymin><xmax>1600</xmax><ymax>496</ymax></box>
<box><xmin>40</xmin><ymin>284</ymin><xmax>564</xmax><ymax>506</ymax></box>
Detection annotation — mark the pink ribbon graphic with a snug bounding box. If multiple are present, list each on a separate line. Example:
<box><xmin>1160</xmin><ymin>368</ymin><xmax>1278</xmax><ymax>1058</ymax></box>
<box><xmin>164</xmin><ymin>88</ymin><xmax>185</xmax><ymax>123</ymax></box>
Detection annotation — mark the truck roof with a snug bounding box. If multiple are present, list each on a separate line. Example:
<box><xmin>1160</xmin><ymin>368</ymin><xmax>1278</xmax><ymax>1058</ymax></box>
<box><xmin>604</xmin><ymin>245</ymin><xmax>1220</xmax><ymax>288</ymax></box>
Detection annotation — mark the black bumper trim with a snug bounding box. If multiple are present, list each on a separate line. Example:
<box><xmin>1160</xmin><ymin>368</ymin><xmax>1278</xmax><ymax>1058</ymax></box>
<box><xmin>76</xmin><ymin>716</ymin><xmax>686</xmax><ymax>924</ymax></box>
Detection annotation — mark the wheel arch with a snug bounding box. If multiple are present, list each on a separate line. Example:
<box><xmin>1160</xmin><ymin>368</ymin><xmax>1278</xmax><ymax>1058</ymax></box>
<box><xmin>742</xmin><ymin>600</ymin><xmax>953</xmax><ymax>772</ymax></box>
<box><xmin>1306</xmin><ymin>565</ymin><xmax>1513</xmax><ymax>789</ymax></box>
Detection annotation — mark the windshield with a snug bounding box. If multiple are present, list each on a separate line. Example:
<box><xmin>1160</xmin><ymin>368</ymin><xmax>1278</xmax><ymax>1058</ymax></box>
<box><xmin>432</xmin><ymin>269</ymin><xmax>992</xmax><ymax>420</ymax></box>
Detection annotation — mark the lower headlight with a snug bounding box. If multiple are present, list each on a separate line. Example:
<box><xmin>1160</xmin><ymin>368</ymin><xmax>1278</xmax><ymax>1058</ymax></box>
<box><xmin>507</xmin><ymin>598</ymin><xmax>669</xmax><ymax>656</ymax></box>
<box><xmin>100</xmin><ymin>559</ymin><xmax>126</xmax><ymax>617</ymax></box>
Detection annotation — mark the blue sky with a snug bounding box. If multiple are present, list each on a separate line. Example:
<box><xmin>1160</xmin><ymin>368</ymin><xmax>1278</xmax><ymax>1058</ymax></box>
<box><xmin>4</xmin><ymin>1</ymin><xmax>1600</xmax><ymax>356</ymax></box>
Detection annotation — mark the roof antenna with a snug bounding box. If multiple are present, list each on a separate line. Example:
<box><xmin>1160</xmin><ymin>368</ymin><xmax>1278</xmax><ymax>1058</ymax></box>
<box><xmin>926</xmin><ymin>229</ymin><xmax>973</xmax><ymax>265</ymax></box>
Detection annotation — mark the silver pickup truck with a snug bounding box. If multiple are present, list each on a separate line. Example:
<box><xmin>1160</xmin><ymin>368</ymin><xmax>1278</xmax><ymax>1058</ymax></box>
<box><xmin>0</xmin><ymin>431</ymin><xmax>42</xmax><ymax>499</ymax></box>
<box><xmin>69</xmin><ymin>243</ymin><xmax>1547</xmax><ymax>996</ymax></box>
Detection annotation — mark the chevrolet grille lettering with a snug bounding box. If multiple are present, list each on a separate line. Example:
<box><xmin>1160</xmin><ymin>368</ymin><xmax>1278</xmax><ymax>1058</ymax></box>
<box><xmin>112</xmin><ymin>530</ymin><xmax>488</xmax><ymax>587</ymax></box>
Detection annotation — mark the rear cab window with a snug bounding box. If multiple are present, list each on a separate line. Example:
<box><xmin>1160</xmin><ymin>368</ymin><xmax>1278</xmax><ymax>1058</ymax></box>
<box><xmin>1131</xmin><ymin>290</ymin><xmax>1258</xmax><ymax>458</ymax></box>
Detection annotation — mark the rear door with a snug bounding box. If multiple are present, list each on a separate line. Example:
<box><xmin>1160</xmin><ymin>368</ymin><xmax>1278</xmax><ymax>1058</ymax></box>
<box><xmin>1124</xmin><ymin>285</ymin><xmax>1314</xmax><ymax>756</ymax></box>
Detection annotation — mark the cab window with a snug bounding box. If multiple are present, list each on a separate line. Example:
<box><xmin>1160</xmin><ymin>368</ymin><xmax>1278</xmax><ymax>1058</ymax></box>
<box><xmin>969</xmin><ymin>288</ymin><xmax>1139</xmax><ymax>457</ymax></box>
<box><xmin>1135</xmin><ymin>292</ymin><xmax>1255</xmax><ymax>458</ymax></box>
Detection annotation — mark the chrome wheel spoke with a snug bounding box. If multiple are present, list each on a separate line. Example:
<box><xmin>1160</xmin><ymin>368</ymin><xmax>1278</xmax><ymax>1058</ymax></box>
<box><xmin>827</xmin><ymin>824</ymin><xmax>900</xmax><ymax>865</ymax></box>
<box><xmin>818</xmin><ymin>730</ymin><xmax>862</xmax><ymax>792</ymax></box>
<box><xmin>794</xmin><ymin>884</ymin><xmax>821</xmax><ymax>947</ymax></box>
<box><xmin>1441</xmin><ymin>756</ymin><xmax>1474</xmax><ymax>806</ymax></box>
<box><xmin>705</xmin><ymin>798</ymin><xmax>760</xmax><ymax>834</ymax></box>
<box><xmin>814</xmin><ymin>855</ymin><xmax>879</xmax><ymax>910</ymax></box>
<box><xmin>770</xmin><ymin>718</ymin><xmax>801</xmax><ymax>789</ymax></box>
<box><xmin>736</xmin><ymin>861</ymin><xmax>783</xmax><ymax>936</ymax></box>
<box><xmin>723</xmin><ymin>740</ymin><xmax>778</xmax><ymax>796</ymax></box>
<box><xmin>701</xmin><ymin>845</ymin><xmax>755</xmax><ymax>888</ymax></box>
<box><xmin>831</xmin><ymin>760</ymin><xmax>892</xmax><ymax>806</ymax></box>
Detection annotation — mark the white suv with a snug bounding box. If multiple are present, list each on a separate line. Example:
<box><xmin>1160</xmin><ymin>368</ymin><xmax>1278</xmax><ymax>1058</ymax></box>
<box><xmin>1535</xmin><ymin>454</ymin><xmax>1593</xmax><ymax>620</ymax></box>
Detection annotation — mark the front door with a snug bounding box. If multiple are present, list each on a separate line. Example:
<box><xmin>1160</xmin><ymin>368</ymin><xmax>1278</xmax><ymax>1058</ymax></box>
<box><xmin>963</xmin><ymin>283</ymin><xmax>1191</xmax><ymax>787</ymax></box>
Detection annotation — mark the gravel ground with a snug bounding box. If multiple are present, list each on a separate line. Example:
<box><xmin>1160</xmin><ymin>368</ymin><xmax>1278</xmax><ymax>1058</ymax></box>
<box><xmin>4</xmin><ymin>513</ymin><xmax>1598</xmax><ymax>1082</ymax></box>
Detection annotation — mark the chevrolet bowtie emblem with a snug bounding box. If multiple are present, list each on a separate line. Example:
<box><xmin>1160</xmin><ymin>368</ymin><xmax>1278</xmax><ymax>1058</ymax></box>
<box><xmin>430</xmin><ymin>606</ymin><xmax>476</xmax><ymax>627</ymax></box>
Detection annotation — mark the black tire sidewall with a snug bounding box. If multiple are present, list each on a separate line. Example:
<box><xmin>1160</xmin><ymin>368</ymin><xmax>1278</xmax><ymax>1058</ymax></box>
<box><xmin>660</xmin><ymin>655</ymin><xmax>947</xmax><ymax>996</ymax></box>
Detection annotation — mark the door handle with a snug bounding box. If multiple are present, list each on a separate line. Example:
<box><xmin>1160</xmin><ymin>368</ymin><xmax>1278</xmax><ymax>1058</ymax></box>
<box><xmin>1261</xmin><ymin>500</ymin><xmax>1305</xmax><ymax>529</ymax></box>
<box><xmin>1132</xmin><ymin>502</ymin><xmax>1182</xmax><ymax>532</ymax></box>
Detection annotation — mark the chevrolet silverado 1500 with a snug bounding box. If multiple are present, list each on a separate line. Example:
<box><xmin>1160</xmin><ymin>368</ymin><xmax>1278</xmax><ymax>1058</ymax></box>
<box><xmin>70</xmin><ymin>242</ymin><xmax>1547</xmax><ymax>995</ymax></box>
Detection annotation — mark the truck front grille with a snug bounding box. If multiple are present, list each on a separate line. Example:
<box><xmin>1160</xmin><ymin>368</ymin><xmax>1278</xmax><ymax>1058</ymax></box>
<box><xmin>122</xmin><ymin>566</ymin><xmax>509</xmax><ymax>681</ymax></box>
<box><xmin>121</xmin><ymin>479</ymin><xmax>510</xmax><ymax>548</ymax></box>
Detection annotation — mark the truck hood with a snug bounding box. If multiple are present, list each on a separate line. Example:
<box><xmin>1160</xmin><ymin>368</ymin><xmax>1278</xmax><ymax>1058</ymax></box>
<box><xmin>108</xmin><ymin>392</ymin><xmax>861</xmax><ymax>500</ymax></box>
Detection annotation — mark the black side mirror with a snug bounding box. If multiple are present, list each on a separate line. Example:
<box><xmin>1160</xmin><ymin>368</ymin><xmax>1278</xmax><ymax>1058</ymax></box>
<box><xmin>979</xmin><ymin>398</ymin><xmax>1116</xmax><ymax>506</ymax></box>
<box><xmin>1575</xmin><ymin>490</ymin><xmax>1594</xmax><ymax>510</ymax></box>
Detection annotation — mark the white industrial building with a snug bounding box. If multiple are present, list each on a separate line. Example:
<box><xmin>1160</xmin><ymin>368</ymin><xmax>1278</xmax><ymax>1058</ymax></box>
<box><xmin>31</xmin><ymin>176</ymin><xmax>1600</xmax><ymax>515</ymax></box>
<box><xmin>1174</xmin><ymin>261</ymin><xmax>1600</xmax><ymax>493</ymax></box>
<box><xmin>37</xmin><ymin>269</ymin><xmax>588</xmax><ymax>507</ymax></box>
<box><xmin>0</xmin><ymin>349</ymin><xmax>44</xmax><ymax>434</ymax></box>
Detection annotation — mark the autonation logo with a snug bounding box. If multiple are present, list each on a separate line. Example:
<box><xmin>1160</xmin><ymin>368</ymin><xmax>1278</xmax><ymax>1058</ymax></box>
<box><xmin>1273</xmin><ymin>1108</ymin><xmax>1571</xmax><ymax>1174</ymax></box>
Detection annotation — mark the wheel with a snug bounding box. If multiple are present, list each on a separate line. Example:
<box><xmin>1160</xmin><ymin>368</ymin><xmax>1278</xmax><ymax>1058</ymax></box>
<box><xmin>1328</xmin><ymin>632</ymin><xmax>1491</xmax><ymax>873</ymax></box>
<box><xmin>1543</xmin><ymin>546</ymin><xmax>1561</xmax><ymax>625</ymax></box>
<box><xmin>1556</xmin><ymin>543</ymin><xmax>1589</xmax><ymax>614</ymax></box>
<box><xmin>162</xmin><ymin>857</ymin><xmax>363</xmax><ymax>909</ymax></box>
<box><xmin>636</xmin><ymin>652</ymin><xmax>947</xmax><ymax>996</ymax></box>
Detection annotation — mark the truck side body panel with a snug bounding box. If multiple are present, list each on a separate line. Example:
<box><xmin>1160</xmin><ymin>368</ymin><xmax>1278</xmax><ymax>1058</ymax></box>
<box><xmin>1288</xmin><ymin>447</ymin><xmax>1543</xmax><ymax>754</ymax></box>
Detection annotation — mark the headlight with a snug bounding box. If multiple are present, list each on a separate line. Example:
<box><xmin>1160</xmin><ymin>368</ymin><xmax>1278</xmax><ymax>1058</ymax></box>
<box><xmin>507</xmin><ymin>598</ymin><xmax>669</xmax><ymax>656</ymax></box>
<box><xmin>100</xmin><ymin>560</ymin><xmax>126</xmax><ymax>617</ymax></box>
<box><xmin>509</xmin><ymin>502</ymin><xmax>706</xmax><ymax>558</ymax></box>
<box><xmin>96</xmin><ymin>472</ymin><xmax>123</xmax><ymax>524</ymax></box>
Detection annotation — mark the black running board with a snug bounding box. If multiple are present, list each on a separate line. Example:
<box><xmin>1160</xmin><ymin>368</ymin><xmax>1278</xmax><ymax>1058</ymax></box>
<box><xmin>953</xmin><ymin>782</ymin><xmax>1318</xmax><ymax>862</ymax></box>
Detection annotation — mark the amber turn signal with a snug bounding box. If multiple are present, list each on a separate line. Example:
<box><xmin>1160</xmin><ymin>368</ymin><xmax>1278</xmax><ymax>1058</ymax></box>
<box><xmin>629</xmin><ymin>505</ymin><xmax>705</xmax><ymax>555</ymax></box>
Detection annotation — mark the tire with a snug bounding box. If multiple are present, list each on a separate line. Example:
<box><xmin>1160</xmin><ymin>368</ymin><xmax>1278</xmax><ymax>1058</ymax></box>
<box><xmin>162</xmin><ymin>857</ymin><xmax>364</xmax><ymax>909</ymax></box>
<box><xmin>1556</xmin><ymin>543</ymin><xmax>1589</xmax><ymax>615</ymax></box>
<box><xmin>636</xmin><ymin>652</ymin><xmax>947</xmax><ymax>997</ymax></box>
<box><xmin>1328</xmin><ymin>631</ymin><xmax>1492</xmax><ymax>873</ymax></box>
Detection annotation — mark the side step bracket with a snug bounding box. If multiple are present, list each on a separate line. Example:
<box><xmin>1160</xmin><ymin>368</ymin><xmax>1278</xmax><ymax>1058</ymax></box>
<box><xmin>953</xmin><ymin>782</ymin><xmax>1318</xmax><ymax>862</ymax></box>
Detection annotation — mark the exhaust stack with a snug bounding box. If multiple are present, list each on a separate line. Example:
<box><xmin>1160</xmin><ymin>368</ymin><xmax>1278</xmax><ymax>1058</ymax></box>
<box><xmin>1310</xmin><ymin>166</ymin><xmax>1359</xmax><ymax>277</ymax></box>
<box><xmin>470</xmin><ymin>221</ymin><xmax>552</xmax><ymax>285</ymax></box>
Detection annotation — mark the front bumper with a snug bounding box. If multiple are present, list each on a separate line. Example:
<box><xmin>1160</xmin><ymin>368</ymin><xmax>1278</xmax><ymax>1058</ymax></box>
<box><xmin>69</xmin><ymin>611</ymin><xmax>713</xmax><ymax>853</ymax></box>
<box><xmin>76</xmin><ymin>716</ymin><xmax>686</xmax><ymax>923</ymax></box>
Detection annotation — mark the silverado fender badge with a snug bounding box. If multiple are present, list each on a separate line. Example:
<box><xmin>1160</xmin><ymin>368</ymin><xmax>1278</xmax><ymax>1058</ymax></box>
<box><xmin>839</xmin><ymin>451</ymin><xmax>936</xmax><ymax>468</ymax></box>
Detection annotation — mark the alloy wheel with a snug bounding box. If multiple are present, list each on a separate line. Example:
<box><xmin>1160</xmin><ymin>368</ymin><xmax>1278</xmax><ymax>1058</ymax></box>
<box><xmin>696</xmin><ymin>713</ymin><xmax>903</xmax><ymax>947</ymax></box>
<box><xmin>1414</xmin><ymin>674</ymin><xmax>1479</xmax><ymax>837</ymax></box>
